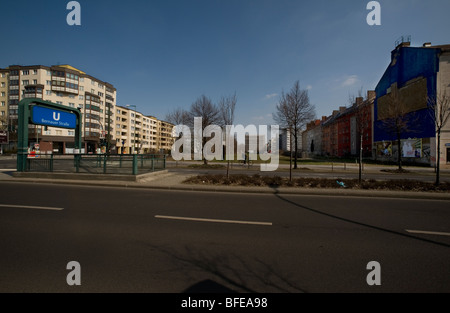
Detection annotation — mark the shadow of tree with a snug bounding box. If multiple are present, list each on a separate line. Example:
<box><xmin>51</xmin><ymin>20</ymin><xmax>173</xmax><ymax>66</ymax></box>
<box><xmin>146</xmin><ymin>245</ymin><xmax>307</xmax><ymax>293</ymax></box>
<box><xmin>273</xmin><ymin>193</ymin><xmax>450</xmax><ymax>249</ymax></box>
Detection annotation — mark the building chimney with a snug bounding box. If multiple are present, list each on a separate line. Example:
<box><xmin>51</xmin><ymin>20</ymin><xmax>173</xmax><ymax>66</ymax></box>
<box><xmin>423</xmin><ymin>42</ymin><xmax>432</xmax><ymax>48</ymax></box>
<box><xmin>322</xmin><ymin>116</ymin><xmax>327</xmax><ymax>122</ymax></box>
<box><xmin>339</xmin><ymin>106</ymin><xmax>346</xmax><ymax>113</ymax></box>
<box><xmin>356</xmin><ymin>97</ymin><xmax>364</xmax><ymax>106</ymax></box>
<box><xmin>332</xmin><ymin>110</ymin><xmax>339</xmax><ymax>116</ymax></box>
<box><xmin>367</xmin><ymin>90</ymin><xmax>376</xmax><ymax>100</ymax></box>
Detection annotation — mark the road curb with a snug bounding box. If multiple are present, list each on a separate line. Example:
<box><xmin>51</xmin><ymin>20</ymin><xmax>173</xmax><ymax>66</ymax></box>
<box><xmin>1</xmin><ymin>177</ymin><xmax>449</xmax><ymax>200</ymax></box>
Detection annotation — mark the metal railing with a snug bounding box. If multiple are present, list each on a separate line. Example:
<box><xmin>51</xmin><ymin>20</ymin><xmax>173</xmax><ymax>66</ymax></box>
<box><xmin>24</xmin><ymin>154</ymin><xmax>166</xmax><ymax>175</ymax></box>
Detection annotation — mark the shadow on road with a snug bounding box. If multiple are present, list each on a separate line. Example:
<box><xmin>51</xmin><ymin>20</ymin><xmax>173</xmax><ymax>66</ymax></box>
<box><xmin>272</xmin><ymin>191</ymin><xmax>450</xmax><ymax>249</ymax></box>
<box><xmin>146</xmin><ymin>245</ymin><xmax>307</xmax><ymax>293</ymax></box>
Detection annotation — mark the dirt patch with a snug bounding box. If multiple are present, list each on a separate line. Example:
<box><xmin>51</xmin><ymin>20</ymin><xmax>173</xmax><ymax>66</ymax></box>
<box><xmin>184</xmin><ymin>174</ymin><xmax>450</xmax><ymax>192</ymax></box>
<box><xmin>188</xmin><ymin>164</ymin><xmax>226</xmax><ymax>169</ymax></box>
<box><xmin>380</xmin><ymin>169</ymin><xmax>411</xmax><ymax>174</ymax></box>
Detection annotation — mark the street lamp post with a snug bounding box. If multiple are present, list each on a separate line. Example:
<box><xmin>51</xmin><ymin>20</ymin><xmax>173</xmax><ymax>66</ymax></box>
<box><xmin>126</xmin><ymin>104</ymin><xmax>137</xmax><ymax>154</ymax></box>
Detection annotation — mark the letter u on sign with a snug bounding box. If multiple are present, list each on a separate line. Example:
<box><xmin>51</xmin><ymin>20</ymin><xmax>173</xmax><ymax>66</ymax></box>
<box><xmin>53</xmin><ymin>112</ymin><xmax>61</xmax><ymax>121</ymax></box>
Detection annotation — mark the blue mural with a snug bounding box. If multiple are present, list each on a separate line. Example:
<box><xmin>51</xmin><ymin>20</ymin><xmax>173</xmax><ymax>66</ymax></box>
<box><xmin>374</xmin><ymin>46</ymin><xmax>440</xmax><ymax>142</ymax></box>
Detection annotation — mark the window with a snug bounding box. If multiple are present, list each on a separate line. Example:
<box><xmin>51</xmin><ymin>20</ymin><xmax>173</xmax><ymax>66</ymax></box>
<box><xmin>1</xmin><ymin>111</ymin><xmax>5</xmax><ymax>116</ymax></box>
<box><xmin>22</xmin><ymin>80</ymin><xmax>29</xmax><ymax>86</ymax></box>
<box><xmin>1</xmin><ymin>82</ymin><xmax>5</xmax><ymax>87</ymax></box>
<box><xmin>1</xmin><ymin>101</ymin><xmax>5</xmax><ymax>106</ymax></box>
<box><xmin>33</xmin><ymin>80</ymin><xmax>37</xmax><ymax>85</ymax></box>
<box><xmin>79</xmin><ymin>95</ymin><xmax>84</xmax><ymax>100</ymax></box>
<box><xmin>69</xmin><ymin>103</ymin><xmax>75</xmax><ymax>108</ymax></box>
<box><xmin>79</xmin><ymin>86</ymin><xmax>84</xmax><ymax>91</ymax></box>
<box><xmin>22</xmin><ymin>70</ymin><xmax>29</xmax><ymax>75</ymax></box>
<box><xmin>68</xmin><ymin>131</ymin><xmax>75</xmax><ymax>136</ymax></box>
<box><xmin>46</xmin><ymin>91</ymin><xmax>52</xmax><ymax>96</ymax></box>
<box><xmin>46</xmin><ymin>80</ymin><xmax>51</xmax><ymax>86</ymax></box>
<box><xmin>55</xmin><ymin>130</ymin><xmax>62</xmax><ymax>136</ymax></box>
<box><xmin>80</xmin><ymin>77</ymin><xmax>84</xmax><ymax>82</ymax></box>
<box><xmin>56</xmin><ymin>101</ymin><xmax>63</xmax><ymax>105</ymax></box>
<box><xmin>91</xmin><ymin>80</ymin><xmax>95</xmax><ymax>85</ymax></box>
<box><xmin>1</xmin><ymin>92</ymin><xmax>5</xmax><ymax>97</ymax></box>
<box><xmin>47</xmin><ymin>70</ymin><xmax>51</xmax><ymax>76</ymax></box>
<box><xmin>33</xmin><ymin>70</ymin><xmax>38</xmax><ymax>75</ymax></box>
<box><xmin>69</xmin><ymin>95</ymin><xmax>75</xmax><ymax>99</ymax></box>
<box><xmin>79</xmin><ymin>104</ymin><xmax>83</xmax><ymax>109</ymax></box>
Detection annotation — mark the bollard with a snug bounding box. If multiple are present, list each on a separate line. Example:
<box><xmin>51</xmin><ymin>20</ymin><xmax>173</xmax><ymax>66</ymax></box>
<box><xmin>132</xmin><ymin>155</ymin><xmax>138</xmax><ymax>175</ymax></box>
<box><xmin>103</xmin><ymin>155</ymin><xmax>107</xmax><ymax>174</ymax></box>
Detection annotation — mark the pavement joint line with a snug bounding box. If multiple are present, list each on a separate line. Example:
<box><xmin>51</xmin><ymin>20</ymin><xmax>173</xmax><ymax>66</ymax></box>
<box><xmin>405</xmin><ymin>229</ymin><xmax>450</xmax><ymax>237</ymax></box>
<box><xmin>0</xmin><ymin>204</ymin><xmax>64</xmax><ymax>211</ymax></box>
<box><xmin>155</xmin><ymin>215</ymin><xmax>272</xmax><ymax>226</ymax></box>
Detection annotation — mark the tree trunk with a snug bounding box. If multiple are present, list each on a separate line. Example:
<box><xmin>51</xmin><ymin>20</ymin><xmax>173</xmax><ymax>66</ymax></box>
<box><xmin>359</xmin><ymin>134</ymin><xmax>363</xmax><ymax>184</ymax></box>
<box><xmin>289</xmin><ymin>133</ymin><xmax>293</xmax><ymax>181</ymax></box>
<box><xmin>436</xmin><ymin>132</ymin><xmax>441</xmax><ymax>186</ymax></box>
<box><xmin>396</xmin><ymin>131</ymin><xmax>402</xmax><ymax>171</ymax></box>
<box><xmin>293</xmin><ymin>131</ymin><xmax>298</xmax><ymax>170</ymax></box>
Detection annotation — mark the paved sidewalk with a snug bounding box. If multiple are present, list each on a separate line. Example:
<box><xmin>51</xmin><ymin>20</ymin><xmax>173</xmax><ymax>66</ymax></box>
<box><xmin>1</xmin><ymin>169</ymin><xmax>449</xmax><ymax>201</ymax></box>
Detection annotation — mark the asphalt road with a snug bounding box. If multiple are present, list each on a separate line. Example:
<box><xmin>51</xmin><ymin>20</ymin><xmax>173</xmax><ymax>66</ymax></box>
<box><xmin>0</xmin><ymin>181</ymin><xmax>449</xmax><ymax>293</ymax></box>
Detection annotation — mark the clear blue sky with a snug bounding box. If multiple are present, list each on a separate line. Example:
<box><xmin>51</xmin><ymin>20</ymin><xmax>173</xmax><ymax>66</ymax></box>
<box><xmin>2</xmin><ymin>0</ymin><xmax>450</xmax><ymax>125</ymax></box>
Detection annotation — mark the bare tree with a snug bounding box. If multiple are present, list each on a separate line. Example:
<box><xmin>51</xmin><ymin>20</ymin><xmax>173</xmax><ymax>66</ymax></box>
<box><xmin>188</xmin><ymin>95</ymin><xmax>221</xmax><ymax>165</ymax></box>
<box><xmin>274</xmin><ymin>81</ymin><xmax>315</xmax><ymax>171</ymax></box>
<box><xmin>350</xmin><ymin>90</ymin><xmax>374</xmax><ymax>183</ymax></box>
<box><xmin>378</xmin><ymin>88</ymin><xmax>418</xmax><ymax>171</ymax></box>
<box><xmin>219</xmin><ymin>93</ymin><xmax>237</xmax><ymax>178</ymax></box>
<box><xmin>165</xmin><ymin>107</ymin><xmax>189</xmax><ymax>126</ymax></box>
<box><xmin>428</xmin><ymin>90</ymin><xmax>450</xmax><ymax>185</ymax></box>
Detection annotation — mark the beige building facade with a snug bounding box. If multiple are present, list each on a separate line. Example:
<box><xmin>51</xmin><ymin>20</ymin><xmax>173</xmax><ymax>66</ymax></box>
<box><xmin>1</xmin><ymin>64</ymin><xmax>117</xmax><ymax>154</ymax></box>
<box><xmin>1</xmin><ymin>64</ymin><xmax>174</xmax><ymax>155</ymax></box>
<box><xmin>115</xmin><ymin>105</ymin><xmax>174</xmax><ymax>154</ymax></box>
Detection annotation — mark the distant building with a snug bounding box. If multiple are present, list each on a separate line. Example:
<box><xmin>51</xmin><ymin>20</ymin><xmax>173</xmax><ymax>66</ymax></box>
<box><xmin>302</xmin><ymin>118</ymin><xmax>325</xmax><ymax>157</ymax></box>
<box><xmin>321</xmin><ymin>110</ymin><xmax>341</xmax><ymax>157</ymax></box>
<box><xmin>279</xmin><ymin>128</ymin><xmax>302</xmax><ymax>154</ymax></box>
<box><xmin>373</xmin><ymin>42</ymin><xmax>450</xmax><ymax>166</ymax></box>
<box><xmin>115</xmin><ymin>105</ymin><xmax>174</xmax><ymax>154</ymax></box>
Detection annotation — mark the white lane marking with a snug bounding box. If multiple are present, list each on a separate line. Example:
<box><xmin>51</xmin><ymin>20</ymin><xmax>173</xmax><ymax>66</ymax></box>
<box><xmin>0</xmin><ymin>204</ymin><xmax>64</xmax><ymax>211</ymax></box>
<box><xmin>406</xmin><ymin>229</ymin><xmax>450</xmax><ymax>237</ymax></box>
<box><xmin>155</xmin><ymin>215</ymin><xmax>272</xmax><ymax>226</ymax></box>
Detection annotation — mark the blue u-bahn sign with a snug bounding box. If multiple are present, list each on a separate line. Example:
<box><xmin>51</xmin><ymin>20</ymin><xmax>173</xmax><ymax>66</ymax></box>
<box><xmin>31</xmin><ymin>106</ymin><xmax>77</xmax><ymax>129</ymax></box>
<box><xmin>17</xmin><ymin>99</ymin><xmax>83</xmax><ymax>172</ymax></box>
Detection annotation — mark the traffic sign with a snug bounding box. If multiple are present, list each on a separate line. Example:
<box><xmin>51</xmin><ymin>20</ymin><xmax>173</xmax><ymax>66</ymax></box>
<box><xmin>31</xmin><ymin>106</ymin><xmax>77</xmax><ymax>129</ymax></box>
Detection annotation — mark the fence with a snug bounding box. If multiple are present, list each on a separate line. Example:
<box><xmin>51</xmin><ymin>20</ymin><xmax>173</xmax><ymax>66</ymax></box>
<box><xmin>25</xmin><ymin>154</ymin><xmax>166</xmax><ymax>175</ymax></box>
